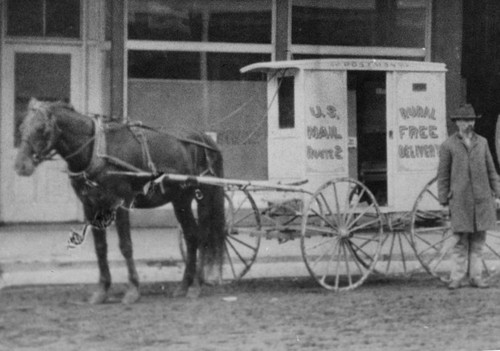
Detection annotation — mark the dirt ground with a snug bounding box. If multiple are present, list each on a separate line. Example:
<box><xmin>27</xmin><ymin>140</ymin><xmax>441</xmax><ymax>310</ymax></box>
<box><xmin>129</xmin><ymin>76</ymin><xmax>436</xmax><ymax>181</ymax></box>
<box><xmin>1</xmin><ymin>274</ymin><xmax>500</xmax><ymax>351</ymax></box>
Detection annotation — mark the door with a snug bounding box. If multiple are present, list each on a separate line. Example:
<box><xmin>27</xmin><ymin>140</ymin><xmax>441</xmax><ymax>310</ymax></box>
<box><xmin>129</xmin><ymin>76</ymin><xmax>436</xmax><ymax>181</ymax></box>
<box><xmin>303</xmin><ymin>69</ymin><xmax>348</xmax><ymax>192</ymax></box>
<box><xmin>0</xmin><ymin>45</ymin><xmax>83</xmax><ymax>222</ymax></box>
<box><xmin>387</xmin><ymin>70</ymin><xmax>447</xmax><ymax>212</ymax></box>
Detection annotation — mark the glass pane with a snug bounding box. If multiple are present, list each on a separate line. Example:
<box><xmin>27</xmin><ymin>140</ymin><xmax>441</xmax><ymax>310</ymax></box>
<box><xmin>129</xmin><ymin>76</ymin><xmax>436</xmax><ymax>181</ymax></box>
<box><xmin>292</xmin><ymin>0</ymin><xmax>426</xmax><ymax>48</ymax></box>
<box><xmin>7</xmin><ymin>0</ymin><xmax>80</xmax><ymax>38</ymax></box>
<box><xmin>129</xmin><ymin>51</ymin><xmax>269</xmax><ymax>81</ymax></box>
<box><xmin>7</xmin><ymin>0</ymin><xmax>44</xmax><ymax>36</ymax></box>
<box><xmin>278</xmin><ymin>76</ymin><xmax>295</xmax><ymax>129</ymax></box>
<box><xmin>46</xmin><ymin>0</ymin><xmax>81</xmax><ymax>38</ymax></box>
<box><xmin>128</xmin><ymin>51</ymin><xmax>201</xmax><ymax>79</ymax></box>
<box><xmin>14</xmin><ymin>53</ymin><xmax>71</xmax><ymax>147</ymax></box>
<box><xmin>128</xmin><ymin>0</ymin><xmax>271</xmax><ymax>43</ymax></box>
<box><xmin>393</xmin><ymin>0</ymin><xmax>427</xmax><ymax>47</ymax></box>
<box><xmin>207</xmin><ymin>53</ymin><xmax>268</xmax><ymax>81</ymax></box>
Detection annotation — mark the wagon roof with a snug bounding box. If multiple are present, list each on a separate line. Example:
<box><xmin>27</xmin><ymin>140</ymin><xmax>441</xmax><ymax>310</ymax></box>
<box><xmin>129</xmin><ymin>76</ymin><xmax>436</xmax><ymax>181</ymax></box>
<box><xmin>241</xmin><ymin>59</ymin><xmax>447</xmax><ymax>74</ymax></box>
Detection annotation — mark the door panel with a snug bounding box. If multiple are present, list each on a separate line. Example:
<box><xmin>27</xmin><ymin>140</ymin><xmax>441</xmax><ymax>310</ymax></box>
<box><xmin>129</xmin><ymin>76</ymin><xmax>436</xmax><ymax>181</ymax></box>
<box><xmin>387</xmin><ymin>71</ymin><xmax>447</xmax><ymax>212</ymax></box>
<box><xmin>1</xmin><ymin>45</ymin><xmax>82</xmax><ymax>222</ymax></box>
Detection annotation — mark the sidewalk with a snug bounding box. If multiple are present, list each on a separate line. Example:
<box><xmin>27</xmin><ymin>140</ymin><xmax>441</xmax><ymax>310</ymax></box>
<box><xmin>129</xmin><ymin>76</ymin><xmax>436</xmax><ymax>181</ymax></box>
<box><xmin>5</xmin><ymin>222</ymin><xmax>499</xmax><ymax>288</ymax></box>
<box><xmin>0</xmin><ymin>223</ymin><xmax>310</xmax><ymax>287</ymax></box>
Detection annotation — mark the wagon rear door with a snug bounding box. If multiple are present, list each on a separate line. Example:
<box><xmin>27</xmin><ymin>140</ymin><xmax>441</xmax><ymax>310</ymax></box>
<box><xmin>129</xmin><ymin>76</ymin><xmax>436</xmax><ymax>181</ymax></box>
<box><xmin>386</xmin><ymin>70</ymin><xmax>447</xmax><ymax>212</ymax></box>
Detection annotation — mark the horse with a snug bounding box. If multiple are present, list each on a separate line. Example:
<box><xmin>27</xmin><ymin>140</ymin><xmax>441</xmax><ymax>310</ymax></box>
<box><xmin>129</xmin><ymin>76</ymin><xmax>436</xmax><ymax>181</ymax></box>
<box><xmin>14</xmin><ymin>98</ymin><xmax>226</xmax><ymax>304</ymax></box>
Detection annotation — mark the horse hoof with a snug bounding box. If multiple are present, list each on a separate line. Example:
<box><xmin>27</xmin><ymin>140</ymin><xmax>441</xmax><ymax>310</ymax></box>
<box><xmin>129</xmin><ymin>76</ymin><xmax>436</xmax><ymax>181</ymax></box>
<box><xmin>122</xmin><ymin>287</ymin><xmax>140</xmax><ymax>304</ymax></box>
<box><xmin>89</xmin><ymin>289</ymin><xmax>108</xmax><ymax>304</ymax></box>
<box><xmin>186</xmin><ymin>286</ymin><xmax>201</xmax><ymax>299</ymax></box>
<box><xmin>172</xmin><ymin>286</ymin><xmax>188</xmax><ymax>298</ymax></box>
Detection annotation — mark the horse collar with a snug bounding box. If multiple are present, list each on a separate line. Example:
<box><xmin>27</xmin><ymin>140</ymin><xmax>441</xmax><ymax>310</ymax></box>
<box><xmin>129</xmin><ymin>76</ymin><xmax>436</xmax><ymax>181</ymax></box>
<box><xmin>67</xmin><ymin>117</ymin><xmax>106</xmax><ymax>181</ymax></box>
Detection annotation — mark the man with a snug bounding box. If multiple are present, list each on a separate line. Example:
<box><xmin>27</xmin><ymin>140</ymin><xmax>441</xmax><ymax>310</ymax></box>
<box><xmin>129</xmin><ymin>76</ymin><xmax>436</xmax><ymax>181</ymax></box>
<box><xmin>437</xmin><ymin>104</ymin><xmax>499</xmax><ymax>290</ymax></box>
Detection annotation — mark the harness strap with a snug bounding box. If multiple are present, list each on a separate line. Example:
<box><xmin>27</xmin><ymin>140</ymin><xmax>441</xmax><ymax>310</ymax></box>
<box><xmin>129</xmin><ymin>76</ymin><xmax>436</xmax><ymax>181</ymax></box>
<box><xmin>67</xmin><ymin>118</ymin><xmax>104</xmax><ymax>179</ymax></box>
<box><xmin>133</xmin><ymin>127</ymin><xmax>158</xmax><ymax>174</ymax></box>
<box><xmin>129</xmin><ymin>122</ymin><xmax>219</xmax><ymax>152</ymax></box>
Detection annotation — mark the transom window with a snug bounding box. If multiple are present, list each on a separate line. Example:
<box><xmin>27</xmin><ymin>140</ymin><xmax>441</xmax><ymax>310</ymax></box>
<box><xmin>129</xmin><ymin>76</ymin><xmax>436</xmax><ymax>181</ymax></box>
<box><xmin>7</xmin><ymin>0</ymin><xmax>81</xmax><ymax>38</ymax></box>
<box><xmin>292</xmin><ymin>0</ymin><xmax>427</xmax><ymax>48</ymax></box>
<box><xmin>128</xmin><ymin>0</ymin><xmax>272</xmax><ymax>43</ymax></box>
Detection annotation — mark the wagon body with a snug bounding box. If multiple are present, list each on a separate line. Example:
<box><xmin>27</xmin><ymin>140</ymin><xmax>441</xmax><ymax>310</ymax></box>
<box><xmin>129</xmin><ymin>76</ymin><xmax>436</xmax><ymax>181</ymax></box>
<box><xmin>241</xmin><ymin>59</ymin><xmax>447</xmax><ymax>214</ymax></box>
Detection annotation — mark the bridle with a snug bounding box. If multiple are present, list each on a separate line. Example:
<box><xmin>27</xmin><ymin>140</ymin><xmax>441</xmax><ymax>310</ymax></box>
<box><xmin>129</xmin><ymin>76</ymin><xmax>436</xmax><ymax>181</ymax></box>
<box><xmin>20</xmin><ymin>104</ymin><xmax>61</xmax><ymax>165</ymax></box>
<box><xmin>20</xmin><ymin>102</ymin><xmax>97</xmax><ymax>165</ymax></box>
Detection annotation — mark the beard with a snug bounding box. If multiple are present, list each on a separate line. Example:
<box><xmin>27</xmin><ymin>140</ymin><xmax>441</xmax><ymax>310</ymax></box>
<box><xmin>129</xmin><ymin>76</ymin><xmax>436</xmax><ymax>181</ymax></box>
<box><xmin>464</xmin><ymin>125</ymin><xmax>474</xmax><ymax>133</ymax></box>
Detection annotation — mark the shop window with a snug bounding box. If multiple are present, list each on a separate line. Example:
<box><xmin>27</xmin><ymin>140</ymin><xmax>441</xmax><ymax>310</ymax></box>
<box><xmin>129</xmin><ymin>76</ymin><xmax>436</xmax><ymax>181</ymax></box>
<box><xmin>292</xmin><ymin>0</ymin><xmax>427</xmax><ymax>48</ymax></box>
<box><xmin>129</xmin><ymin>51</ymin><xmax>268</xmax><ymax>81</ymax></box>
<box><xmin>128</xmin><ymin>0</ymin><xmax>271</xmax><ymax>43</ymax></box>
<box><xmin>7</xmin><ymin>0</ymin><xmax>80</xmax><ymax>38</ymax></box>
<box><xmin>278</xmin><ymin>76</ymin><xmax>295</xmax><ymax>129</ymax></box>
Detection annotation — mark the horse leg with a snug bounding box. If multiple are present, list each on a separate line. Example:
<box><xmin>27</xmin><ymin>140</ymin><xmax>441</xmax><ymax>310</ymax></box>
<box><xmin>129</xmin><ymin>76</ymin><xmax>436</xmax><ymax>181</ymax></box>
<box><xmin>172</xmin><ymin>200</ymin><xmax>201</xmax><ymax>298</ymax></box>
<box><xmin>115</xmin><ymin>207</ymin><xmax>141</xmax><ymax>304</ymax></box>
<box><xmin>89</xmin><ymin>226</ymin><xmax>111</xmax><ymax>304</ymax></box>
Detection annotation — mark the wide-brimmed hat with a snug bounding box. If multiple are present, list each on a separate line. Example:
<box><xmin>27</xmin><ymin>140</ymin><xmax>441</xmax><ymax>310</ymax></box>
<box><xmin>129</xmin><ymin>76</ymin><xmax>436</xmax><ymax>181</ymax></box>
<box><xmin>450</xmin><ymin>104</ymin><xmax>481</xmax><ymax>120</ymax></box>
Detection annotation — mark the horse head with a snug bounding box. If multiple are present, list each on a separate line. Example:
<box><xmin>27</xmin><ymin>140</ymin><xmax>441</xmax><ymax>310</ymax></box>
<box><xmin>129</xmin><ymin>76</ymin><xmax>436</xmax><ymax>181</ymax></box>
<box><xmin>14</xmin><ymin>98</ymin><xmax>72</xmax><ymax>176</ymax></box>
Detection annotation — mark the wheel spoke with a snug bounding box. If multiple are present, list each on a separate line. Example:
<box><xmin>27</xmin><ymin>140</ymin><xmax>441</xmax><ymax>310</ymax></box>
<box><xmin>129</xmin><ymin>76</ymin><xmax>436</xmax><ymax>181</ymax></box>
<box><xmin>309</xmin><ymin>206</ymin><xmax>337</xmax><ymax>231</ymax></box>
<box><xmin>224</xmin><ymin>243</ymin><xmax>238</xmax><ymax>278</ymax></box>
<box><xmin>332</xmin><ymin>182</ymin><xmax>344</xmax><ymax>227</ymax></box>
<box><xmin>346</xmin><ymin>204</ymin><xmax>379</xmax><ymax>231</ymax></box>
<box><xmin>342</xmin><ymin>242</ymin><xmax>352</xmax><ymax>287</ymax></box>
<box><xmin>344</xmin><ymin>187</ymin><xmax>367</xmax><ymax>225</ymax></box>
<box><xmin>349</xmin><ymin>216</ymin><xmax>382</xmax><ymax>233</ymax></box>
<box><xmin>226</xmin><ymin>238</ymin><xmax>252</xmax><ymax>270</ymax></box>
<box><xmin>311</xmin><ymin>237</ymin><xmax>339</xmax><ymax>270</ymax></box>
<box><xmin>346</xmin><ymin>241</ymin><xmax>366</xmax><ymax>275</ymax></box>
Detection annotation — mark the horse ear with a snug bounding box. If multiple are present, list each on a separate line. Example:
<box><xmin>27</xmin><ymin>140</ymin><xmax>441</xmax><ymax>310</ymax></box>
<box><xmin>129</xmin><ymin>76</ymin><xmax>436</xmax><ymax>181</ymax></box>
<box><xmin>62</xmin><ymin>98</ymin><xmax>75</xmax><ymax>110</ymax></box>
<box><xmin>28</xmin><ymin>97</ymin><xmax>39</xmax><ymax>108</ymax></box>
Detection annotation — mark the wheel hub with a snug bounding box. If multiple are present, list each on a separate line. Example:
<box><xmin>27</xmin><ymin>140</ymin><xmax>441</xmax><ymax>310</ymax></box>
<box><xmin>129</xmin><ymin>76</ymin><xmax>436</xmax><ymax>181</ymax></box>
<box><xmin>338</xmin><ymin>226</ymin><xmax>350</xmax><ymax>238</ymax></box>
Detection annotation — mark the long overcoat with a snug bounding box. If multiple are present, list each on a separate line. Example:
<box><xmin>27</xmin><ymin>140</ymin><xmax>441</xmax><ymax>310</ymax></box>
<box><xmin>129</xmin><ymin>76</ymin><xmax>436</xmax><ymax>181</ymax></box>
<box><xmin>437</xmin><ymin>132</ymin><xmax>499</xmax><ymax>232</ymax></box>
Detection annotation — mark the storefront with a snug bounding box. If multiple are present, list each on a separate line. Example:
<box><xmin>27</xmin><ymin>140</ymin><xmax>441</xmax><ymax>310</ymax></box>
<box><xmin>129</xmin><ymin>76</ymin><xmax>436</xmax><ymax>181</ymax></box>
<box><xmin>0</xmin><ymin>0</ymin><xmax>462</xmax><ymax>223</ymax></box>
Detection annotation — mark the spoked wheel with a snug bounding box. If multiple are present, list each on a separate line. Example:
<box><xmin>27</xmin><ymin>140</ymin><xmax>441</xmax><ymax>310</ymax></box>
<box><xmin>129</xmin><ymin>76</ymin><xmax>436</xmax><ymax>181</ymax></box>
<box><xmin>301</xmin><ymin>177</ymin><xmax>385</xmax><ymax>291</ymax></box>
<box><xmin>178</xmin><ymin>189</ymin><xmax>261</xmax><ymax>283</ymax></box>
<box><xmin>411</xmin><ymin>177</ymin><xmax>500</xmax><ymax>283</ymax></box>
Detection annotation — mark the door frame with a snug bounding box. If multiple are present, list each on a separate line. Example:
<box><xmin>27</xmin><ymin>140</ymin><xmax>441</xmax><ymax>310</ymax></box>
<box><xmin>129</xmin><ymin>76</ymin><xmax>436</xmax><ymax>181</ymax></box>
<box><xmin>0</xmin><ymin>43</ymin><xmax>84</xmax><ymax>222</ymax></box>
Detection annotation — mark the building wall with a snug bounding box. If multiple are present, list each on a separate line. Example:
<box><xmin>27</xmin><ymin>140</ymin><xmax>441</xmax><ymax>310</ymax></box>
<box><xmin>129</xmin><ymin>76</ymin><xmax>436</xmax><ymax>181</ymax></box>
<box><xmin>432</xmin><ymin>0</ymin><xmax>464</xmax><ymax>136</ymax></box>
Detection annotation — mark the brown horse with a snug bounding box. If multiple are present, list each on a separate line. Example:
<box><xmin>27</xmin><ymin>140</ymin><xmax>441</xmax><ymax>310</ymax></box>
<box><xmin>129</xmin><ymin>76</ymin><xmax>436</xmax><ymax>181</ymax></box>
<box><xmin>14</xmin><ymin>98</ymin><xmax>226</xmax><ymax>304</ymax></box>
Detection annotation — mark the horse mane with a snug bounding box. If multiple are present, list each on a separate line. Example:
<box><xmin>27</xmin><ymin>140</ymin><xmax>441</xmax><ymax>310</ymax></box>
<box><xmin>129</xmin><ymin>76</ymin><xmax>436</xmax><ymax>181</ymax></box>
<box><xmin>48</xmin><ymin>100</ymin><xmax>76</xmax><ymax>113</ymax></box>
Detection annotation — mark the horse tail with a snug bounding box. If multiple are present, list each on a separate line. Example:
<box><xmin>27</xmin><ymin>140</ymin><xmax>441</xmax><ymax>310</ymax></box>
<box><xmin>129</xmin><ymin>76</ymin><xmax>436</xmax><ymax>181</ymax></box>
<box><xmin>207</xmin><ymin>181</ymin><xmax>226</xmax><ymax>269</ymax></box>
<box><xmin>206</xmin><ymin>145</ymin><xmax>226</xmax><ymax>267</ymax></box>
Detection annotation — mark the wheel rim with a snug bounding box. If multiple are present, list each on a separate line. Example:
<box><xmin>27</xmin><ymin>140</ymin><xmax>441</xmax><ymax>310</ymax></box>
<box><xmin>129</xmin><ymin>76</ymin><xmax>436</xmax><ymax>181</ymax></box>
<box><xmin>301</xmin><ymin>177</ymin><xmax>384</xmax><ymax>291</ymax></box>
